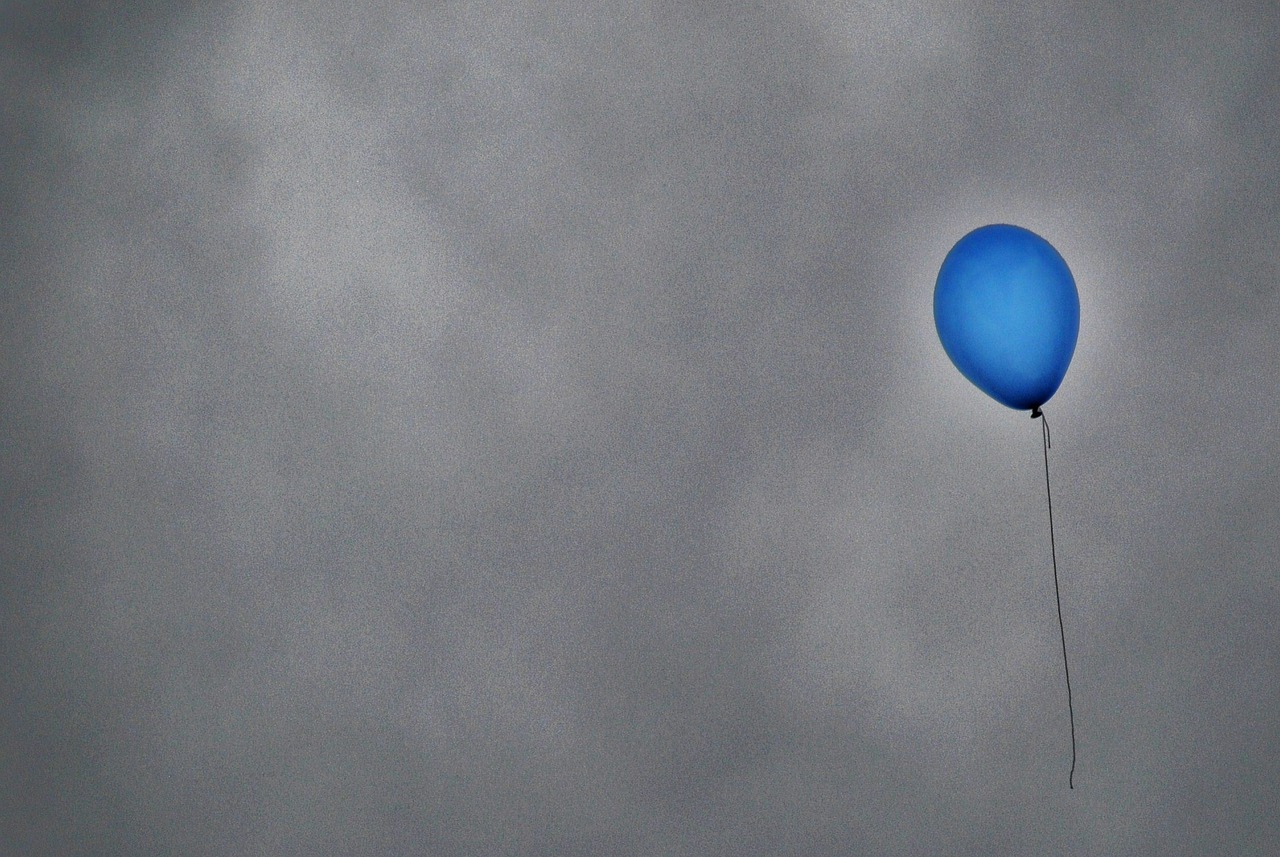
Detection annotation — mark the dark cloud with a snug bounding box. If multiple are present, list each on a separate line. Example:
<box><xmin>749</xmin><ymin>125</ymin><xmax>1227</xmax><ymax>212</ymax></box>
<box><xmin>3</xmin><ymin>1</ymin><xmax>1277</xmax><ymax>854</ymax></box>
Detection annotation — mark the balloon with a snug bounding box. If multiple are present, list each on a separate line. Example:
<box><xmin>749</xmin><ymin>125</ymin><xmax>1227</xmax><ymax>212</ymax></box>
<box><xmin>934</xmin><ymin>224</ymin><xmax>1079</xmax><ymax>411</ymax></box>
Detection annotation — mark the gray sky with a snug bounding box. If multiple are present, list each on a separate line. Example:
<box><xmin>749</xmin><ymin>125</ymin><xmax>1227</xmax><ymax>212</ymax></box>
<box><xmin>3</xmin><ymin>1</ymin><xmax>1277</xmax><ymax>854</ymax></box>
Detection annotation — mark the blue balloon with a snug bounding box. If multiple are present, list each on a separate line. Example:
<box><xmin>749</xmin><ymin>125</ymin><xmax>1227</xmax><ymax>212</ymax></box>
<box><xmin>934</xmin><ymin>224</ymin><xmax>1079</xmax><ymax>411</ymax></box>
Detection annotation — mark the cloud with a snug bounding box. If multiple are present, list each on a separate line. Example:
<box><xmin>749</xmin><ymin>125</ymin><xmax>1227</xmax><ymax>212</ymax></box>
<box><xmin>3</xmin><ymin>1</ymin><xmax>1277</xmax><ymax>854</ymax></box>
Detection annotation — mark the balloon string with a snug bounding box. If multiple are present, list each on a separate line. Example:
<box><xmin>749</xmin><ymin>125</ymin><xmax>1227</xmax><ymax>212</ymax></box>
<box><xmin>1032</xmin><ymin>407</ymin><xmax>1075</xmax><ymax>789</ymax></box>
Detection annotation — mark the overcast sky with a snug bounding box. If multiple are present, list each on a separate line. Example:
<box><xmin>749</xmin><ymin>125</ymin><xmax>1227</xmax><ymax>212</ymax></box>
<box><xmin>3</xmin><ymin>1</ymin><xmax>1278</xmax><ymax>854</ymax></box>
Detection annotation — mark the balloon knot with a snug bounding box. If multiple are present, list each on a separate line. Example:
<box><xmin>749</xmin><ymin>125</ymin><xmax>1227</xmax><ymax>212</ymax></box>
<box><xmin>1030</xmin><ymin>407</ymin><xmax>1043</xmax><ymax>419</ymax></box>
